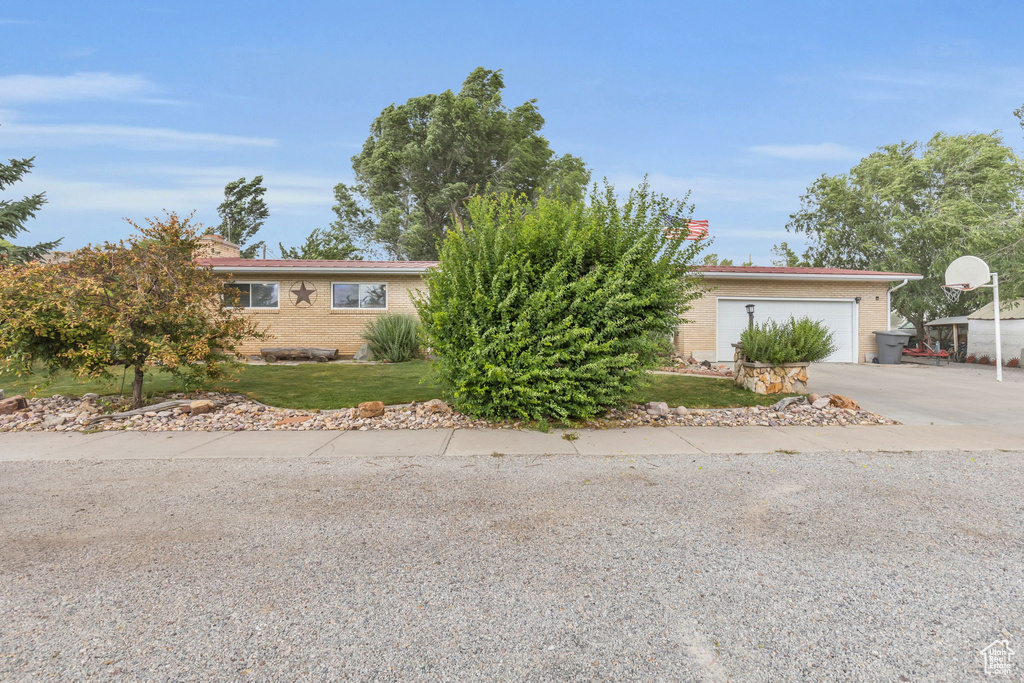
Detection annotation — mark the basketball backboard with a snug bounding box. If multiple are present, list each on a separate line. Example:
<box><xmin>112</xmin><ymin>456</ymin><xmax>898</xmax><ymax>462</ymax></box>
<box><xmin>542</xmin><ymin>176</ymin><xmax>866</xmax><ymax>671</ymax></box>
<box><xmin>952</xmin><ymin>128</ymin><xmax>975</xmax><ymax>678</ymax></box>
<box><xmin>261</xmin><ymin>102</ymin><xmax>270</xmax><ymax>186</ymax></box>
<box><xmin>944</xmin><ymin>255</ymin><xmax>991</xmax><ymax>290</ymax></box>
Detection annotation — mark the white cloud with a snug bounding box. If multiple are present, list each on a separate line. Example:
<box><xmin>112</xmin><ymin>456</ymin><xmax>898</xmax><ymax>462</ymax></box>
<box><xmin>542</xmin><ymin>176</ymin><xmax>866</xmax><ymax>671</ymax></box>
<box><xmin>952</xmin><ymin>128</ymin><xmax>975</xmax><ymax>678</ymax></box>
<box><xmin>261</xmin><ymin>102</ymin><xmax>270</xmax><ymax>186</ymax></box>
<box><xmin>23</xmin><ymin>175</ymin><xmax>222</xmax><ymax>214</ymax></box>
<box><xmin>0</xmin><ymin>122</ymin><xmax>276</xmax><ymax>150</ymax></box>
<box><xmin>62</xmin><ymin>47</ymin><xmax>98</xmax><ymax>59</ymax></box>
<box><xmin>846</xmin><ymin>67</ymin><xmax>1024</xmax><ymax>100</ymax></box>
<box><xmin>749</xmin><ymin>143</ymin><xmax>859</xmax><ymax>161</ymax></box>
<box><xmin>615</xmin><ymin>172</ymin><xmax>808</xmax><ymax>213</ymax></box>
<box><xmin>0</xmin><ymin>72</ymin><xmax>157</xmax><ymax>103</ymax></box>
<box><xmin>23</xmin><ymin>167</ymin><xmax>332</xmax><ymax>216</ymax></box>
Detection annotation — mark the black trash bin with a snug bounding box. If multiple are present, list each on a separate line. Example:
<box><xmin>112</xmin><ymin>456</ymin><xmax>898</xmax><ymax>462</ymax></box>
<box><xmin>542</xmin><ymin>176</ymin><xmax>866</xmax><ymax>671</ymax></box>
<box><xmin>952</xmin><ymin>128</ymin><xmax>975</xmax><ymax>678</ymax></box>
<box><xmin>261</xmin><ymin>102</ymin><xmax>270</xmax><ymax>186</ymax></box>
<box><xmin>873</xmin><ymin>330</ymin><xmax>913</xmax><ymax>365</ymax></box>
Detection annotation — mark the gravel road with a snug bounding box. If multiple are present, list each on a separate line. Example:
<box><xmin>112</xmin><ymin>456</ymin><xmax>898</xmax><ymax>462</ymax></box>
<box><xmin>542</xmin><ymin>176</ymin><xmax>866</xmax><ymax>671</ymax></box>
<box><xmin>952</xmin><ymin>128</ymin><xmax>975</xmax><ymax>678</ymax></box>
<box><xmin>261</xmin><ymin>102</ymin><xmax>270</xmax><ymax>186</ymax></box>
<box><xmin>1</xmin><ymin>451</ymin><xmax>1021</xmax><ymax>681</ymax></box>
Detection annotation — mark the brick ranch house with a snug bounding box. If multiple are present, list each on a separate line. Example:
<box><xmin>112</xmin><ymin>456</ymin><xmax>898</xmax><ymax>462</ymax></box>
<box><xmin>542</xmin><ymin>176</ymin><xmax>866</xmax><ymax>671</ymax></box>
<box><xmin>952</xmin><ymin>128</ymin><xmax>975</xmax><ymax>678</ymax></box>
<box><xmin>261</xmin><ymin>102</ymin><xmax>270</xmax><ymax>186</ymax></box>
<box><xmin>197</xmin><ymin>235</ymin><xmax>922</xmax><ymax>363</ymax></box>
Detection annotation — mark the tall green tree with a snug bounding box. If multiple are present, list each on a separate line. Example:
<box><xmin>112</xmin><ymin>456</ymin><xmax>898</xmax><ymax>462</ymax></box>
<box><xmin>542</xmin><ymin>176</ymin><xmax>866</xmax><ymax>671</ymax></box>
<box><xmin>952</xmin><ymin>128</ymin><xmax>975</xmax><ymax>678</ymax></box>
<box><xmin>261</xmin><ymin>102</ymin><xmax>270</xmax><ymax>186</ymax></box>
<box><xmin>279</xmin><ymin>226</ymin><xmax>361</xmax><ymax>260</ymax></box>
<box><xmin>982</xmin><ymin>103</ymin><xmax>1024</xmax><ymax>300</ymax></box>
<box><xmin>780</xmin><ymin>132</ymin><xmax>1024</xmax><ymax>339</ymax></box>
<box><xmin>0</xmin><ymin>156</ymin><xmax>61</xmax><ymax>265</ymax></box>
<box><xmin>333</xmin><ymin>67</ymin><xmax>589</xmax><ymax>260</ymax></box>
<box><xmin>279</xmin><ymin>183</ymin><xmax>367</xmax><ymax>259</ymax></box>
<box><xmin>701</xmin><ymin>253</ymin><xmax>734</xmax><ymax>266</ymax></box>
<box><xmin>215</xmin><ymin>175</ymin><xmax>269</xmax><ymax>258</ymax></box>
<box><xmin>770</xmin><ymin>242</ymin><xmax>810</xmax><ymax>267</ymax></box>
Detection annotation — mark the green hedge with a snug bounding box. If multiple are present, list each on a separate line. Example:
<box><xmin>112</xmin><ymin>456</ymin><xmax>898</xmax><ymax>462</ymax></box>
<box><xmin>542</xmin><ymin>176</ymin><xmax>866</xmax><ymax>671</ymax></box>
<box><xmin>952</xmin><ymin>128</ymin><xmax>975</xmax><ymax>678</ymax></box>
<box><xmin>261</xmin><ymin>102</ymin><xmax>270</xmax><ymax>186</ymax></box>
<box><xmin>414</xmin><ymin>183</ymin><xmax>705</xmax><ymax>421</ymax></box>
<box><xmin>740</xmin><ymin>316</ymin><xmax>837</xmax><ymax>365</ymax></box>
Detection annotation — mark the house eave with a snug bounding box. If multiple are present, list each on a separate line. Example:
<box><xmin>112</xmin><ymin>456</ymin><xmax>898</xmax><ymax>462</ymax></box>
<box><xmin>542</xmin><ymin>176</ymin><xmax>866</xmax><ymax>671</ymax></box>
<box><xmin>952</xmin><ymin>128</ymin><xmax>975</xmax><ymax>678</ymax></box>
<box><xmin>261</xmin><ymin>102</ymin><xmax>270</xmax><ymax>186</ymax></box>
<box><xmin>209</xmin><ymin>266</ymin><xmax>433</xmax><ymax>275</ymax></box>
<box><xmin>699</xmin><ymin>272</ymin><xmax>924</xmax><ymax>282</ymax></box>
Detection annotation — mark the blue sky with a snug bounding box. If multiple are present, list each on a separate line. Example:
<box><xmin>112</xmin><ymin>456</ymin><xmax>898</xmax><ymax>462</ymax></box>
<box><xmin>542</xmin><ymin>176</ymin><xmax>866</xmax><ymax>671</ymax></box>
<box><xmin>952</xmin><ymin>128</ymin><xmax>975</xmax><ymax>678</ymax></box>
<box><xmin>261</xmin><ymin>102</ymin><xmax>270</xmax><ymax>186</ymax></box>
<box><xmin>3</xmin><ymin>1</ymin><xmax>1023</xmax><ymax>262</ymax></box>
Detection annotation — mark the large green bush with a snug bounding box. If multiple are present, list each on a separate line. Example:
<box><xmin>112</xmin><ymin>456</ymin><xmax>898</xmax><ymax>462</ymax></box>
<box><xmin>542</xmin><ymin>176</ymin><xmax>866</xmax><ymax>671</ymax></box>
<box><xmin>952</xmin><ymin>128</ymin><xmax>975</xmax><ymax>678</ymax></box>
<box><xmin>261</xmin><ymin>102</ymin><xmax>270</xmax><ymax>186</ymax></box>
<box><xmin>740</xmin><ymin>316</ymin><xmax>837</xmax><ymax>365</ymax></box>
<box><xmin>414</xmin><ymin>183</ymin><xmax>705</xmax><ymax>421</ymax></box>
<box><xmin>362</xmin><ymin>313</ymin><xmax>422</xmax><ymax>363</ymax></box>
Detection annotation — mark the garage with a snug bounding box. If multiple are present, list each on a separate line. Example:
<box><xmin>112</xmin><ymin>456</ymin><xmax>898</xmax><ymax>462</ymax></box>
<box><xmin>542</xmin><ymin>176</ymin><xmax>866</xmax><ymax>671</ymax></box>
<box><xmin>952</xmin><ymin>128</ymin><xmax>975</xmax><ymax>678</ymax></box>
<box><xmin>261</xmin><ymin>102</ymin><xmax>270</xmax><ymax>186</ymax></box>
<box><xmin>716</xmin><ymin>297</ymin><xmax>857</xmax><ymax>363</ymax></box>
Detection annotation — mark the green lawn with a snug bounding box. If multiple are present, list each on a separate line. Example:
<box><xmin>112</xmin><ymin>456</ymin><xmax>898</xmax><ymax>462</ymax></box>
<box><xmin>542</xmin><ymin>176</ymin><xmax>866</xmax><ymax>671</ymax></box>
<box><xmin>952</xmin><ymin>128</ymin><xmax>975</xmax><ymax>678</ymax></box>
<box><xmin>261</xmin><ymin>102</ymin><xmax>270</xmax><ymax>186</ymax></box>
<box><xmin>0</xmin><ymin>362</ymin><xmax>790</xmax><ymax>410</ymax></box>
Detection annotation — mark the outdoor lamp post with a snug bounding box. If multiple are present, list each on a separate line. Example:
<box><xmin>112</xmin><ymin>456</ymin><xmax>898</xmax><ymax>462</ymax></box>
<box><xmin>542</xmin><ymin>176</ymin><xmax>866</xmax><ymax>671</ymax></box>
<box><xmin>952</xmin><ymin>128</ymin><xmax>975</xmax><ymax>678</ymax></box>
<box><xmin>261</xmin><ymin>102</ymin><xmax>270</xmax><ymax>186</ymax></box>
<box><xmin>745</xmin><ymin>303</ymin><xmax>755</xmax><ymax>329</ymax></box>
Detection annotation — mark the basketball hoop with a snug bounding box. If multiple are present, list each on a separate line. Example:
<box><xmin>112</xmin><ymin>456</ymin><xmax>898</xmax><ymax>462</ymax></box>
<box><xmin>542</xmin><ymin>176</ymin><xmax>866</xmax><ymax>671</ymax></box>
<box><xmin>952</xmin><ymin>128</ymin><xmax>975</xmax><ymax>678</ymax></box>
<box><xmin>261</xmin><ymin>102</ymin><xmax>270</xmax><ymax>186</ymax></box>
<box><xmin>941</xmin><ymin>284</ymin><xmax>970</xmax><ymax>303</ymax></box>
<box><xmin>943</xmin><ymin>255</ymin><xmax>1003</xmax><ymax>382</ymax></box>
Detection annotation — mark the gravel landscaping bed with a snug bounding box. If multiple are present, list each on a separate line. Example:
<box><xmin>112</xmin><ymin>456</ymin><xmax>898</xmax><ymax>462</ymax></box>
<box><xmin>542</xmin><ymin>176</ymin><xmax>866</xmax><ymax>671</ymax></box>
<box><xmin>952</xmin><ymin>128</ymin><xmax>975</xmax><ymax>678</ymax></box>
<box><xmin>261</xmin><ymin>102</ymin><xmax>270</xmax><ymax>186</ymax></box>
<box><xmin>0</xmin><ymin>392</ymin><xmax>897</xmax><ymax>433</ymax></box>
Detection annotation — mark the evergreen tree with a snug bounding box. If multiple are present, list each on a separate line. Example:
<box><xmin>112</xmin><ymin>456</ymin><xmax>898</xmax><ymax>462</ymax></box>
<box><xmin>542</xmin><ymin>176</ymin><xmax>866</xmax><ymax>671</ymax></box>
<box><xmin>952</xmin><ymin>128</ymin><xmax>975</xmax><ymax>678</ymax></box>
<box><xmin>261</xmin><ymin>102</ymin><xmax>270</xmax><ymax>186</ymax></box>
<box><xmin>0</xmin><ymin>156</ymin><xmax>61</xmax><ymax>265</ymax></box>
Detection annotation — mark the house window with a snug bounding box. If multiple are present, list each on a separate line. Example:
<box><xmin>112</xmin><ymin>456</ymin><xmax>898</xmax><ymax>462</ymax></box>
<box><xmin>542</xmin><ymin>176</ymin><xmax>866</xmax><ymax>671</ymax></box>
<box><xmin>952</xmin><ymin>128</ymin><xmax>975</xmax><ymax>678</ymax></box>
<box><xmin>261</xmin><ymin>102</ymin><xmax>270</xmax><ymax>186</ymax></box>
<box><xmin>332</xmin><ymin>282</ymin><xmax>387</xmax><ymax>309</ymax></box>
<box><xmin>224</xmin><ymin>282</ymin><xmax>279</xmax><ymax>308</ymax></box>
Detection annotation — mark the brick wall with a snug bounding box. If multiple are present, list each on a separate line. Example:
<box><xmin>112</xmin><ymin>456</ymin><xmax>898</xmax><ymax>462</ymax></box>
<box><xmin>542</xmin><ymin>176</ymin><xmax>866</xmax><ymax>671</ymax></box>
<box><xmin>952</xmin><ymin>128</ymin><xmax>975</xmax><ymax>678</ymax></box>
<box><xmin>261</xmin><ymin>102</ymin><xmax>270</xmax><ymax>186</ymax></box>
<box><xmin>197</xmin><ymin>235</ymin><xmax>241</xmax><ymax>258</ymax></box>
<box><xmin>225</xmin><ymin>271</ymin><xmax>893</xmax><ymax>362</ymax></box>
<box><xmin>675</xmin><ymin>278</ymin><xmax>892</xmax><ymax>363</ymax></box>
<box><xmin>227</xmin><ymin>273</ymin><xmax>425</xmax><ymax>356</ymax></box>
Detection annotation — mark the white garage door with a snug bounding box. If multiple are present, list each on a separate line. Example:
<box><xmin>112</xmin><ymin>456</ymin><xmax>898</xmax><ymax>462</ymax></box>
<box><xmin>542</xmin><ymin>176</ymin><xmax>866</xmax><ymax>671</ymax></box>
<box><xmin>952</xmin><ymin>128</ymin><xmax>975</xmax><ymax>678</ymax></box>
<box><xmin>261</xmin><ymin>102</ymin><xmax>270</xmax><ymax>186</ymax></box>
<box><xmin>717</xmin><ymin>298</ymin><xmax>856</xmax><ymax>363</ymax></box>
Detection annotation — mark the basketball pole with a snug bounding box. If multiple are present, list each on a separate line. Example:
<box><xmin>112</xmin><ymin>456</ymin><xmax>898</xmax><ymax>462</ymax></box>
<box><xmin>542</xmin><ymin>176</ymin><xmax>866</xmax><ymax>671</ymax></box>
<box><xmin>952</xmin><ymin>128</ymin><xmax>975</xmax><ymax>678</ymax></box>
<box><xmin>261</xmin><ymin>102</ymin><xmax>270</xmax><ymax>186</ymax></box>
<box><xmin>992</xmin><ymin>272</ymin><xmax>1002</xmax><ymax>382</ymax></box>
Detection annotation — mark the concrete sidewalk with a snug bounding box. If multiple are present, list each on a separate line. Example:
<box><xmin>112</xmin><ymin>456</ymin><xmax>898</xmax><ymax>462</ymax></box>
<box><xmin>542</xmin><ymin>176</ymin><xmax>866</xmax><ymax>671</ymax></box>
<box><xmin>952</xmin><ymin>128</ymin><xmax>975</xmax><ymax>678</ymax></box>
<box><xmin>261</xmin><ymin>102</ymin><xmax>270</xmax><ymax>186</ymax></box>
<box><xmin>2</xmin><ymin>423</ymin><xmax>1022</xmax><ymax>461</ymax></box>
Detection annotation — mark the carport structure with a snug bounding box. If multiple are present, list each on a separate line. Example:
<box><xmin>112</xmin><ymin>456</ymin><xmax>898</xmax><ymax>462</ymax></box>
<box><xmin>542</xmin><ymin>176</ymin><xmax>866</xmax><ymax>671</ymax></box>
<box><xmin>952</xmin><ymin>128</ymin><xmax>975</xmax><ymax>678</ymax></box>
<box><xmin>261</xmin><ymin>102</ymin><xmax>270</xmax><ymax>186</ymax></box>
<box><xmin>924</xmin><ymin>315</ymin><xmax>968</xmax><ymax>354</ymax></box>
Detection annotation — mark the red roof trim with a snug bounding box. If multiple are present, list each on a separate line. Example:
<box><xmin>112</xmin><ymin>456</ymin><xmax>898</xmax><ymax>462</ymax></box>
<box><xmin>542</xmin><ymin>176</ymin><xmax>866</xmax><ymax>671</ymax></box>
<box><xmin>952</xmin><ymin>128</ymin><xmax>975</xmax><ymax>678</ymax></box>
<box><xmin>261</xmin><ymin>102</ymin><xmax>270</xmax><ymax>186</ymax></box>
<box><xmin>196</xmin><ymin>258</ymin><xmax>919</xmax><ymax>278</ymax></box>
<box><xmin>695</xmin><ymin>265</ymin><xmax>920</xmax><ymax>277</ymax></box>
<box><xmin>197</xmin><ymin>258</ymin><xmax>439</xmax><ymax>269</ymax></box>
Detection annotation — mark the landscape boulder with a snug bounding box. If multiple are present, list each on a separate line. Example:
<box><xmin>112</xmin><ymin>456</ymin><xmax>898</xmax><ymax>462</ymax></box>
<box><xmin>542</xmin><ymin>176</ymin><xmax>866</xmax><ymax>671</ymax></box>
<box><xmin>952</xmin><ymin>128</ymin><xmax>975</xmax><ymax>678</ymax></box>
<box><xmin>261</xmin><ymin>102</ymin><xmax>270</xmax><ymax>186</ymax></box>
<box><xmin>675</xmin><ymin>405</ymin><xmax>689</xmax><ymax>416</ymax></box>
<box><xmin>358</xmin><ymin>401</ymin><xmax>386</xmax><ymax>418</ymax></box>
<box><xmin>353</xmin><ymin>343</ymin><xmax>374</xmax><ymax>362</ymax></box>
<box><xmin>0</xmin><ymin>395</ymin><xmax>29</xmax><ymax>415</ymax></box>
<box><xmin>811</xmin><ymin>397</ymin><xmax>832</xmax><ymax>410</ymax></box>
<box><xmin>829</xmin><ymin>394</ymin><xmax>859</xmax><ymax>410</ymax></box>
<box><xmin>189</xmin><ymin>399</ymin><xmax>217</xmax><ymax>415</ymax></box>
<box><xmin>82</xmin><ymin>393</ymin><xmax>99</xmax><ymax>400</ymax></box>
<box><xmin>421</xmin><ymin>398</ymin><xmax>451</xmax><ymax>415</ymax></box>
<box><xmin>807</xmin><ymin>393</ymin><xmax>821</xmax><ymax>404</ymax></box>
<box><xmin>646</xmin><ymin>401</ymin><xmax>670</xmax><ymax>416</ymax></box>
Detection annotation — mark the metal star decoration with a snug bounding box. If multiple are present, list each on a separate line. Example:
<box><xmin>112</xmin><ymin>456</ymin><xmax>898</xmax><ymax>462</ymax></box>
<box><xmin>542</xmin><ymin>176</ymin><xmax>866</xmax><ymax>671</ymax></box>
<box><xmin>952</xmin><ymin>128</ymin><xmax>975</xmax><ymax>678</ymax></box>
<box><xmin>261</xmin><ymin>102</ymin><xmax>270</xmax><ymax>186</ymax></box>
<box><xmin>291</xmin><ymin>281</ymin><xmax>315</xmax><ymax>306</ymax></box>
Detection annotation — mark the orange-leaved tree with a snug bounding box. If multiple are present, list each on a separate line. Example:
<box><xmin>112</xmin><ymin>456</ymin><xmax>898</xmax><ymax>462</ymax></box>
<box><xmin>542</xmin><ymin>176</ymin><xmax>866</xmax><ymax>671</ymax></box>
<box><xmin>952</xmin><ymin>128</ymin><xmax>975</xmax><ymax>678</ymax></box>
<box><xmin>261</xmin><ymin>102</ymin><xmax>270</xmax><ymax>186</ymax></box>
<box><xmin>0</xmin><ymin>212</ymin><xmax>266</xmax><ymax>408</ymax></box>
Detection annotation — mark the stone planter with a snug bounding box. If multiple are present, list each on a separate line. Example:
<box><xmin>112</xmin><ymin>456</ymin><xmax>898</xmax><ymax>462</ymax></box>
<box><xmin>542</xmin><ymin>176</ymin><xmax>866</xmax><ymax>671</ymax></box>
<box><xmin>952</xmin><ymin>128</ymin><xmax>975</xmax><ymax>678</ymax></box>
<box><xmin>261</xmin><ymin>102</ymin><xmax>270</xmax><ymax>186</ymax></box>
<box><xmin>732</xmin><ymin>342</ymin><xmax>809</xmax><ymax>394</ymax></box>
<box><xmin>734</xmin><ymin>361</ymin><xmax>809</xmax><ymax>394</ymax></box>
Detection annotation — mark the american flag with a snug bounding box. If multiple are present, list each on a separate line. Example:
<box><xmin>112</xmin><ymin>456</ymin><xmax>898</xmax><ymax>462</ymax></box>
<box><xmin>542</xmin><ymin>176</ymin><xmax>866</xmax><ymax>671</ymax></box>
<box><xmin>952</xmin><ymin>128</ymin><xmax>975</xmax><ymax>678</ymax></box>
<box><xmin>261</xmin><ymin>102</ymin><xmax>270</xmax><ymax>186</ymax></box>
<box><xmin>664</xmin><ymin>217</ymin><xmax>709</xmax><ymax>240</ymax></box>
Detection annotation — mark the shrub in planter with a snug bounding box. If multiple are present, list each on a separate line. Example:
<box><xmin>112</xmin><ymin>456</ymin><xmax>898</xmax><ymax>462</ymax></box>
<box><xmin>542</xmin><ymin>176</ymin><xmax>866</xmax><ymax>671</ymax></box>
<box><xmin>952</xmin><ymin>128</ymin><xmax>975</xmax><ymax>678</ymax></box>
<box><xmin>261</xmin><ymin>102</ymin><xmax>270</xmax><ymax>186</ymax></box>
<box><xmin>739</xmin><ymin>316</ymin><xmax>837</xmax><ymax>365</ymax></box>
<box><xmin>361</xmin><ymin>313</ymin><xmax>422</xmax><ymax>363</ymax></box>
<box><xmin>415</xmin><ymin>183</ymin><xmax>705</xmax><ymax>421</ymax></box>
<box><xmin>966</xmin><ymin>354</ymin><xmax>976</xmax><ymax>363</ymax></box>
<box><xmin>979</xmin><ymin>355</ymin><xmax>990</xmax><ymax>365</ymax></box>
<box><xmin>1008</xmin><ymin>357</ymin><xmax>1020</xmax><ymax>368</ymax></box>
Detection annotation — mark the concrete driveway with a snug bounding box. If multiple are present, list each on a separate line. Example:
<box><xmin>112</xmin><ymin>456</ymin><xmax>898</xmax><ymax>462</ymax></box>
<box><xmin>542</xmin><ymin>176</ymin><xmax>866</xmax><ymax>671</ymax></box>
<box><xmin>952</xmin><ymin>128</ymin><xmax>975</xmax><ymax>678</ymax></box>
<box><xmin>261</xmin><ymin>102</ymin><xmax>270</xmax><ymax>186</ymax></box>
<box><xmin>808</xmin><ymin>362</ymin><xmax>1023</xmax><ymax>425</ymax></box>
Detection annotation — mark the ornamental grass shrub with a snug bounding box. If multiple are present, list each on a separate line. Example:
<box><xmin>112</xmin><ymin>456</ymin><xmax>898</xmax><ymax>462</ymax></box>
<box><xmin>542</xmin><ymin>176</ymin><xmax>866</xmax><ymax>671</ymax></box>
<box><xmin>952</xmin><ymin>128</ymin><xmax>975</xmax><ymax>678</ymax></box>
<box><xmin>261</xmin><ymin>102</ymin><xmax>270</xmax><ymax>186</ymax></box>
<box><xmin>361</xmin><ymin>313</ymin><xmax>422</xmax><ymax>363</ymax></box>
<box><xmin>414</xmin><ymin>183</ymin><xmax>705</xmax><ymax>421</ymax></box>
<box><xmin>740</xmin><ymin>316</ymin><xmax>837</xmax><ymax>365</ymax></box>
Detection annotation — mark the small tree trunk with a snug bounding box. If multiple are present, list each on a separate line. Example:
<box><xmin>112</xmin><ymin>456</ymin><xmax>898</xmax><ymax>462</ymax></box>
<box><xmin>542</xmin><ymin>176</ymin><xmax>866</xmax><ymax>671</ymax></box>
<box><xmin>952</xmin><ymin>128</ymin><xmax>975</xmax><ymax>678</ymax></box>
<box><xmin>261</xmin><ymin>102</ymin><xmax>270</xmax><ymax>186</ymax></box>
<box><xmin>131</xmin><ymin>366</ymin><xmax>145</xmax><ymax>409</ymax></box>
<box><xmin>912</xmin><ymin>319</ymin><xmax>926</xmax><ymax>348</ymax></box>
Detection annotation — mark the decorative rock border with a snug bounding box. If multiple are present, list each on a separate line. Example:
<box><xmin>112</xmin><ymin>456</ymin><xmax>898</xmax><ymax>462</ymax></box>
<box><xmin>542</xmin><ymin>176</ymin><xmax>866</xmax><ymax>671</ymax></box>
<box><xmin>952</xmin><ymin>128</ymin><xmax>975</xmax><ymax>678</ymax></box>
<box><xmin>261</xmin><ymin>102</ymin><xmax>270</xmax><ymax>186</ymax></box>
<box><xmin>660</xmin><ymin>354</ymin><xmax>734</xmax><ymax>378</ymax></box>
<box><xmin>0</xmin><ymin>391</ymin><xmax>897</xmax><ymax>433</ymax></box>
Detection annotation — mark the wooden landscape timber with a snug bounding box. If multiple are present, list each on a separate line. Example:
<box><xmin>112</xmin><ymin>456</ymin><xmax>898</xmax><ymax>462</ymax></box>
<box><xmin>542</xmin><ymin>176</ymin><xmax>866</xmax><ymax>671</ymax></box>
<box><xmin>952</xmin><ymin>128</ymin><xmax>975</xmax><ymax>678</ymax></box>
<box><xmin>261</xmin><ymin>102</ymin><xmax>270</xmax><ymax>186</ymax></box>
<box><xmin>260</xmin><ymin>347</ymin><xmax>339</xmax><ymax>363</ymax></box>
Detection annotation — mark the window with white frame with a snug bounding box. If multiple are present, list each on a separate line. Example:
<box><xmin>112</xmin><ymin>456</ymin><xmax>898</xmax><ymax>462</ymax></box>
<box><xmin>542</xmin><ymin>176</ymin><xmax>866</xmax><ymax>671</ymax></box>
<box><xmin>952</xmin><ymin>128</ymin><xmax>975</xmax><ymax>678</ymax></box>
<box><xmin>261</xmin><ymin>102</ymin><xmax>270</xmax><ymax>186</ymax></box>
<box><xmin>332</xmin><ymin>282</ymin><xmax>387</xmax><ymax>309</ymax></box>
<box><xmin>224</xmin><ymin>282</ymin><xmax>279</xmax><ymax>308</ymax></box>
